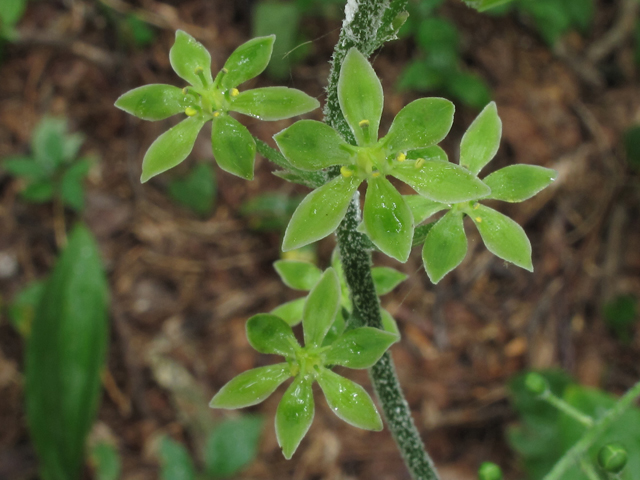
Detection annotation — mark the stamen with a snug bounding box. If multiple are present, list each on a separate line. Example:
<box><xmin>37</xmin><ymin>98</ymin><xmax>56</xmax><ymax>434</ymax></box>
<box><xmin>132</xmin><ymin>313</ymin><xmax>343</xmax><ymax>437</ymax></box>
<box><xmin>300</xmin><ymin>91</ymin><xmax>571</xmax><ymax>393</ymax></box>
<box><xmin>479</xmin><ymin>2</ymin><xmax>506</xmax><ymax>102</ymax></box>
<box><xmin>371</xmin><ymin>171</ymin><xmax>380</xmax><ymax>178</ymax></box>
<box><xmin>475</xmin><ymin>217</ymin><xmax>482</xmax><ymax>223</ymax></box>
<box><xmin>396</xmin><ymin>153</ymin><xmax>406</xmax><ymax>162</ymax></box>
<box><xmin>358</xmin><ymin>119</ymin><xmax>370</xmax><ymax>128</ymax></box>
<box><xmin>340</xmin><ymin>166</ymin><xmax>353</xmax><ymax>177</ymax></box>
<box><xmin>184</xmin><ymin>107</ymin><xmax>198</xmax><ymax>117</ymax></box>
<box><xmin>230</xmin><ymin>88</ymin><xmax>239</xmax><ymax>97</ymax></box>
<box><xmin>414</xmin><ymin>158</ymin><xmax>425</xmax><ymax>169</ymax></box>
<box><xmin>213</xmin><ymin>111</ymin><xmax>220</xmax><ymax>117</ymax></box>
<box><xmin>194</xmin><ymin>66</ymin><xmax>209</xmax><ymax>87</ymax></box>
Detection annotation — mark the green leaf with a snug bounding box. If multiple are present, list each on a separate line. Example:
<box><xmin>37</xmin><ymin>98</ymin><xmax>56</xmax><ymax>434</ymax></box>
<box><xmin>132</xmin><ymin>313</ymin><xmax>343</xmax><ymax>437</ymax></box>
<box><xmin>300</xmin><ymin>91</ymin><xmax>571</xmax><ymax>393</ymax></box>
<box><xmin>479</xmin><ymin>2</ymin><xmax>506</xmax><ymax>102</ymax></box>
<box><xmin>412</xmin><ymin>222</ymin><xmax>436</xmax><ymax>247</ymax></box>
<box><xmin>459</xmin><ymin>101</ymin><xmax>502</xmax><ymax>175</ymax></box>
<box><xmin>0</xmin><ymin>0</ymin><xmax>27</xmax><ymax>29</ymax></box>
<box><xmin>32</xmin><ymin>117</ymin><xmax>67</xmax><ymax>171</ymax></box>
<box><xmin>168</xmin><ymin>163</ymin><xmax>216</xmax><ymax>216</ymax></box>
<box><xmin>404</xmin><ymin>195</ymin><xmax>448</xmax><ymax>224</ymax></box>
<box><xmin>406</xmin><ymin>145</ymin><xmax>448</xmax><ymax>162</ymax></box>
<box><xmin>21</xmin><ymin>180</ymin><xmax>54</xmax><ymax>203</ymax></box>
<box><xmin>325</xmin><ymin>327</ymin><xmax>397</xmax><ymax>369</ymax></box>
<box><xmin>8</xmin><ymin>280</ymin><xmax>46</xmax><ymax>338</ymax></box>
<box><xmin>246</xmin><ymin>313</ymin><xmax>299</xmax><ymax>357</ymax></box>
<box><xmin>141</xmin><ymin>116</ymin><xmax>206</xmax><ymax>183</ymax></box>
<box><xmin>380</xmin><ymin>309</ymin><xmax>400</xmax><ymax>336</ymax></box>
<box><xmin>275</xmin><ymin>376</ymin><xmax>314</xmax><ymax>459</ymax></box>
<box><xmin>397</xmin><ymin>60</ymin><xmax>444</xmax><ymax>92</ymax></box>
<box><xmin>392</xmin><ymin>160</ymin><xmax>490</xmax><ymax>203</ymax></box>
<box><xmin>416</xmin><ymin>17</ymin><xmax>459</xmax><ymax>55</ymax></box>
<box><xmin>363</xmin><ymin>176</ymin><xmax>413</xmax><ymax>262</ymax></box>
<box><xmin>445</xmin><ymin>71</ymin><xmax>491</xmax><ymax>110</ymax></box>
<box><xmin>158</xmin><ymin>436</ymin><xmax>196</xmax><ymax>480</ymax></box>
<box><xmin>62</xmin><ymin>133</ymin><xmax>84</xmax><ymax>163</ymax></box>
<box><xmin>169</xmin><ymin>30</ymin><xmax>213</xmax><ymax>87</ymax></box>
<box><xmin>484</xmin><ymin>165</ymin><xmax>556</xmax><ymax>203</ymax></box>
<box><xmin>274</xmin><ymin>259</ymin><xmax>322</xmax><ymax>290</ymax></box>
<box><xmin>26</xmin><ymin>226</ymin><xmax>109</xmax><ymax>480</ymax></box>
<box><xmin>471</xmin><ymin>204</ymin><xmax>532</xmax><ymax>271</ymax></box>
<box><xmin>274</xmin><ymin>120</ymin><xmax>354</xmax><ymax>171</ymax></box>
<box><xmin>338</xmin><ymin>48</ymin><xmax>383</xmax><ymax>146</ymax></box>
<box><xmin>282</xmin><ymin>175</ymin><xmax>361</xmax><ymax>251</ymax></box>
<box><xmin>231</xmin><ymin>87</ymin><xmax>319</xmax><ymax>121</ymax></box>
<box><xmin>422</xmin><ymin>211</ymin><xmax>467</xmax><ymax>284</ymax></box>
<box><xmin>3</xmin><ymin>156</ymin><xmax>45</xmax><ymax>180</ymax></box>
<box><xmin>211</xmin><ymin>114</ymin><xmax>256</xmax><ymax>180</ymax></box>
<box><xmin>322</xmin><ymin>308</ymin><xmax>347</xmax><ymax>347</ymax></box>
<box><xmin>271</xmin><ymin>297</ymin><xmax>306</xmax><ymax>326</ymax></box>
<box><xmin>90</xmin><ymin>443</ymin><xmax>121</xmax><ymax>480</ymax></box>
<box><xmin>114</xmin><ymin>84</ymin><xmax>190</xmax><ymax>121</ymax></box>
<box><xmin>222</xmin><ymin>35</ymin><xmax>275</xmax><ymax>89</ymax></box>
<box><xmin>624</xmin><ymin>125</ymin><xmax>640</xmax><ymax>170</ymax></box>
<box><xmin>61</xmin><ymin>159</ymin><xmax>92</xmax><ymax>212</ymax></box>
<box><xmin>204</xmin><ymin>416</ymin><xmax>263</xmax><ymax>477</ymax></box>
<box><xmin>210</xmin><ymin>363</ymin><xmax>291</xmax><ymax>409</ymax></box>
<box><xmin>371</xmin><ymin>267</ymin><xmax>408</xmax><ymax>295</ymax></box>
<box><xmin>317</xmin><ymin>368</ymin><xmax>383</xmax><ymax>431</ymax></box>
<box><xmin>382</xmin><ymin>98</ymin><xmax>455</xmax><ymax>154</ymax></box>
<box><xmin>303</xmin><ymin>268</ymin><xmax>340</xmax><ymax>347</ymax></box>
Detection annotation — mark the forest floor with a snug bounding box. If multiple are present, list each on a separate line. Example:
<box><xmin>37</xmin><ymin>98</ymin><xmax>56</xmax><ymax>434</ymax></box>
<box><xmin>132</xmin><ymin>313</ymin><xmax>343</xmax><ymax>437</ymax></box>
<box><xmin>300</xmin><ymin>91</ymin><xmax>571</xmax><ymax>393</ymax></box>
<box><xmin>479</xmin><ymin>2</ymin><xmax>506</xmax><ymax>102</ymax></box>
<box><xmin>1</xmin><ymin>1</ymin><xmax>640</xmax><ymax>479</ymax></box>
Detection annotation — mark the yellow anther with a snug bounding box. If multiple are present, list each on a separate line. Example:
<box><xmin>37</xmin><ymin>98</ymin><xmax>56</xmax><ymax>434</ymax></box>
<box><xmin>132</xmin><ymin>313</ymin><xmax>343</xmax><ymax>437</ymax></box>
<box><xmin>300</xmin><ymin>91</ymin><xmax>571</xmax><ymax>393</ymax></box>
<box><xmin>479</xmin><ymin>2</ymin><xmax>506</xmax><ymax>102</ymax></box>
<box><xmin>473</xmin><ymin>203</ymin><xmax>480</xmax><ymax>210</ymax></box>
<box><xmin>194</xmin><ymin>66</ymin><xmax>204</xmax><ymax>74</ymax></box>
<box><xmin>182</xmin><ymin>87</ymin><xmax>189</xmax><ymax>95</ymax></box>
<box><xmin>396</xmin><ymin>152</ymin><xmax>406</xmax><ymax>162</ymax></box>
<box><xmin>222</xmin><ymin>67</ymin><xmax>229</xmax><ymax>73</ymax></box>
<box><xmin>213</xmin><ymin>111</ymin><xmax>220</xmax><ymax>117</ymax></box>
<box><xmin>184</xmin><ymin>106</ymin><xmax>198</xmax><ymax>117</ymax></box>
<box><xmin>414</xmin><ymin>158</ymin><xmax>425</xmax><ymax>169</ymax></box>
<box><xmin>475</xmin><ymin>217</ymin><xmax>482</xmax><ymax>223</ymax></box>
<box><xmin>230</xmin><ymin>88</ymin><xmax>240</xmax><ymax>97</ymax></box>
<box><xmin>340</xmin><ymin>166</ymin><xmax>353</xmax><ymax>177</ymax></box>
<box><xmin>372</xmin><ymin>171</ymin><xmax>381</xmax><ymax>178</ymax></box>
<box><xmin>358</xmin><ymin>119</ymin><xmax>370</xmax><ymax>128</ymax></box>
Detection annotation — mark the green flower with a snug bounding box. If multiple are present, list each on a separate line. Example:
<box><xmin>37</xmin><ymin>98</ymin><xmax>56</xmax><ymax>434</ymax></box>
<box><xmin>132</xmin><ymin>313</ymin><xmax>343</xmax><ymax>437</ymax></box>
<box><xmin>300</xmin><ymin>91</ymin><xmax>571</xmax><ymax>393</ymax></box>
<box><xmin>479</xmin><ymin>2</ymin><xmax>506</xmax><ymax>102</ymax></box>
<box><xmin>210</xmin><ymin>267</ymin><xmax>397</xmax><ymax>459</ymax></box>
<box><xmin>274</xmin><ymin>47</ymin><xmax>490</xmax><ymax>262</ymax></box>
<box><xmin>413</xmin><ymin>102</ymin><xmax>557</xmax><ymax>283</ymax></box>
<box><xmin>115</xmin><ymin>30</ymin><xmax>319</xmax><ymax>182</ymax></box>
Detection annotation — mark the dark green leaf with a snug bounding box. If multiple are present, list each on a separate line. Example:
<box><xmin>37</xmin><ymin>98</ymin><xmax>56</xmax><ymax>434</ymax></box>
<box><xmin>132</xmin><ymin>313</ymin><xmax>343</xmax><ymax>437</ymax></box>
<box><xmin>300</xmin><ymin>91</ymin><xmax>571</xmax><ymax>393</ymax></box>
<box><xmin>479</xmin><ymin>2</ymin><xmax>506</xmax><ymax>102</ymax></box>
<box><xmin>141</xmin><ymin>116</ymin><xmax>206</xmax><ymax>183</ymax></box>
<box><xmin>484</xmin><ymin>165</ymin><xmax>556</xmax><ymax>203</ymax></box>
<box><xmin>211</xmin><ymin>114</ymin><xmax>256</xmax><ymax>180</ymax></box>
<box><xmin>21</xmin><ymin>180</ymin><xmax>54</xmax><ymax>203</ymax></box>
<box><xmin>324</xmin><ymin>327</ymin><xmax>398</xmax><ymax>369</ymax></box>
<box><xmin>363</xmin><ymin>176</ymin><xmax>413</xmax><ymax>262</ymax></box>
<box><xmin>380</xmin><ymin>309</ymin><xmax>400</xmax><ymax>336</ymax></box>
<box><xmin>445</xmin><ymin>71</ymin><xmax>491</xmax><ymax>110</ymax></box>
<box><xmin>274</xmin><ymin>260</ymin><xmax>322</xmax><ymax>291</ymax></box>
<box><xmin>303</xmin><ymin>268</ymin><xmax>340</xmax><ymax>347</ymax></box>
<box><xmin>623</xmin><ymin>125</ymin><xmax>640</xmax><ymax>170</ymax></box>
<box><xmin>0</xmin><ymin>0</ymin><xmax>27</xmax><ymax>28</ymax></box>
<box><xmin>158</xmin><ymin>436</ymin><xmax>196</xmax><ymax>480</ymax></box>
<box><xmin>3</xmin><ymin>156</ymin><xmax>45</xmax><ymax>180</ymax></box>
<box><xmin>422</xmin><ymin>211</ymin><xmax>467</xmax><ymax>283</ymax></box>
<box><xmin>26</xmin><ymin>225</ymin><xmax>109</xmax><ymax>480</ymax></box>
<box><xmin>90</xmin><ymin>443</ymin><xmax>121</xmax><ymax>480</ymax></box>
<box><xmin>168</xmin><ymin>163</ymin><xmax>216</xmax><ymax>216</ymax></box>
<box><xmin>275</xmin><ymin>376</ymin><xmax>314</xmax><ymax>459</ymax></box>
<box><xmin>232</xmin><ymin>87</ymin><xmax>319</xmax><ymax>121</ymax></box>
<box><xmin>246</xmin><ymin>313</ymin><xmax>299</xmax><ymax>357</ymax></box>
<box><xmin>61</xmin><ymin>159</ymin><xmax>92</xmax><ymax>212</ymax></box>
<box><xmin>169</xmin><ymin>30</ymin><xmax>213</xmax><ymax>87</ymax></box>
<box><xmin>115</xmin><ymin>84</ymin><xmax>190</xmax><ymax>121</ymax></box>
<box><xmin>210</xmin><ymin>363</ymin><xmax>292</xmax><ymax>409</ymax></box>
<box><xmin>397</xmin><ymin>60</ymin><xmax>444</xmax><ymax>92</ymax></box>
<box><xmin>222</xmin><ymin>35</ymin><xmax>275</xmax><ymax>89</ymax></box>
<box><xmin>412</xmin><ymin>222</ymin><xmax>436</xmax><ymax>247</ymax></box>
<box><xmin>338</xmin><ymin>48</ymin><xmax>383</xmax><ymax>146</ymax></box>
<box><xmin>8</xmin><ymin>280</ymin><xmax>45</xmax><ymax>337</ymax></box>
<box><xmin>371</xmin><ymin>266</ymin><xmax>408</xmax><ymax>295</ymax></box>
<box><xmin>31</xmin><ymin>117</ymin><xmax>67</xmax><ymax>170</ymax></box>
<box><xmin>204</xmin><ymin>416</ymin><xmax>263</xmax><ymax>477</ymax></box>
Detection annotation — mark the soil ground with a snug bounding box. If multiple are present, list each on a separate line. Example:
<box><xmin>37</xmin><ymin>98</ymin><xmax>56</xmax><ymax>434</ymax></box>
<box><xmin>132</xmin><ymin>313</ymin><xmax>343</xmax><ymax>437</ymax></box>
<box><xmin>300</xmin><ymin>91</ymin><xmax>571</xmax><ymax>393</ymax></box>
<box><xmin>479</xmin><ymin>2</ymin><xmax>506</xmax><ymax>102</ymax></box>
<box><xmin>1</xmin><ymin>1</ymin><xmax>640</xmax><ymax>479</ymax></box>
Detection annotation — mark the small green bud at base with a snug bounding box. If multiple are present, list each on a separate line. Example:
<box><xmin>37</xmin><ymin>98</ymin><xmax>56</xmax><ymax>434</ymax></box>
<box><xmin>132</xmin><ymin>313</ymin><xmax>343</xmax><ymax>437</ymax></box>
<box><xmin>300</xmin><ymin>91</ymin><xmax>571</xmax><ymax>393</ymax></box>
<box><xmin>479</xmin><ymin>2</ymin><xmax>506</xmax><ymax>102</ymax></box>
<box><xmin>478</xmin><ymin>462</ymin><xmax>502</xmax><ymax>480</ymax></box>
<box><xmin>524</xmin><ymin>372</ymin><xmax>549</xmax><ymax>396</ymax></box>
<box><xmin>598</xmin><ymin>443</ymin><xmax>628</xmax><ymax>474</ymax></box>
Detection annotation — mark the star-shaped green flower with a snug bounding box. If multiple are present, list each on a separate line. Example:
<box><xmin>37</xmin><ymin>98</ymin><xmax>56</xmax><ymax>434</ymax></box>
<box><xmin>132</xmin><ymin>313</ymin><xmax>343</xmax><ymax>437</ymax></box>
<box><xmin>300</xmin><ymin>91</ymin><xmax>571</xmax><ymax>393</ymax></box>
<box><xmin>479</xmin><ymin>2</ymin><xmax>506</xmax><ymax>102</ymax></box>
<box><xmin>115</xmin><ymin>30</ymin><xmax>319</xmax><ymax>182</ymax></box>
<box><xmin>274</xmin><ymin>47</ymin><xmax>490</xmax><ymax>262</ymax></box>
<box><xmin>209</xmin><ymin>267</ymin><xmax>398</xmax><ymax>459</ymax></box>
<box><xmin>409</xmin><ymin>102</ymin><xmax>557</xmax><ymax>283</ymax></box>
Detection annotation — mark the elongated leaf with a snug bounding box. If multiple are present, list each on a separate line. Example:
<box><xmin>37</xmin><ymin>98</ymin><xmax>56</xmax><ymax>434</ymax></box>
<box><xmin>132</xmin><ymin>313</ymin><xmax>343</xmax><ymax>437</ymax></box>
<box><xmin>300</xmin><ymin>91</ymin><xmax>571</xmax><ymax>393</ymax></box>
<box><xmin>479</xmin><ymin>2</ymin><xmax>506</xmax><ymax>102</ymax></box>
<box><xmin>246</xmin><ymin>314</ymin><xmax>299</xmax><ymax>357</ymax></box>
<box><xmin>471</xmin><ymin>204</ymin><xmax>533</xmax><ymax>271</ymax></box>
<box><xmin>3</xmin><ymin>156</ymin><xmax>45</xmax><ymax>180</ymax></box>
<box><xmin>90</xmin><ymin>443</ymin><xmax>121</xmax><ymax>480</ymax></box>
<box><xmin>275</xmin><ymin>376</ymin><xmax>314</xmax><ymax>459</ymax></box>
<box><xmin>210</xmin><ymin>363</ymin><xmax>291</xmax><ymax>409</ymax></box>
<box><xmin>61</xmin><ymin>158</ymin><xmax>91</xmax><ymax>211</ymax></box>
<box><xmin>274</xmin><ymin>120</ymin><xmax>354</xmax><ymax>171</ymax></box>
<box><xmin>8</xmin><ymin>280</ymin><xmax>45</xmax><ymax>337</ymax></box>
<box><xmin>115</xmin><ymin>84</ymin><xmax>190</xmax><ymax>121</ymax></box>
<box><xmin>26</xmin><ymin>225</ymin><xmax>109</xmax><ymax>480</ymax></box>
<box><xmin>338</xmin><ymin>48</ymin><xmax>383</xmax><ymax>146</ymax></box>
<box><xmin>211</xmin><ymin>114</ymin><xmax>256</xmax><ymax>180</ymax></box>
<box><xmin>412</xmin><ymin>222</ymin><xmax>436</xmax><ymax>247</ymax></box>
<box><xmin>274</xmin><ymin>260</ymin><xmax>322</xmax><ymax>290</ymax></box>
<box><xmin>404</xmin><ymin>195</ymin><xmax>448</xmax><ymax>224</ymax></box>
<box><xmin>317</xmin><ymin>368</ymin><xmax>383</xmax><ymax>431</ymax></box>
<box><xmin>422</xmin><ymin>211</ymin><xmax>467</xmax><ymax>283</ymax></box>
<box><xmin>392</xmin><ymin>160</ymin><xmax>490</xmax><ymax>203</ymax></box>
<box><xmin>158</xmin><ymin>436</ymin><xmax>196</xmax><ymax>480</ymax></box>
<box><xmin>141</xmin><ymin>116</ymin><xmax>206</xmax><ymax>183</ymax></box>
<box><xmin>272</xmin><ymin>297</ymin><xmax>306</xmax><ymax>326</ymax></box>
<box><xmin>204</xmin><ymin>416</ymin><xmax>263</xmax><ymax>477</ymax></box>
<box><xmin>32</xmin><ymin>117</ymin><xmax>67</xmax><ymax>171</ymax></box>
<box><xmin>325</xmin><ymin>327</ymin><xmax>397</xmax><ymax>369</ymax></box>
<box><xmin>0</xmin><ymin>0</ymin><xmax>27</xmax><ymax>28</ymax></box>
<box><xmin>380</xmin><ymin>309</ymin><xmax>400</xmax><ymax>336</ymax></box>
<box><xmin>21</xmin><ymin>180</ymin><xmax>54</xmax><ymax>203</ymax></box>
<box><xmin>303</xmin><ymin>268</ymin><xmax>340</xmax><ymax>347</ymax></box>
<box><xmin>460</xmin><ymin>101</ymin><xmax>502</xmax><ymax>175</ymax></box>
<box><xmin>282</xmin><ymin>175</ymin><xmax>361</xmax><ymax>251</ymax></box>
<box><xmin>167</xmin><ymin>162</ymin><xmax>216</xmax><ymax>216</ymax></box>
<box><xmin>382</xmin><ymin>98</ymin><xmax>454</xmax><ymax>154</ymax></box>
<box><xmin>484</xmin><ymin>165</ymin><xmax>556</xmax><ymax>202</ymax></box>
<box><xmin>231</xmin><ymin>87</ymin><xmax>319</xmax><ymax>121</ymax></box>
<box><xmin>169</xmin><ymin>30</ymin><xmax>213</xmax><ymax>87</ymax></box>
<box><xmin>222</xmin><ymin>35</ymin><xmax>275</xmax><ymax>89</ymax></box>
<box><xmin>371</xmin><ymin>267</ymin><xmax>408</xmax><ymax>295</ymax></box>
<box><xmin>363</xmin><ymin>176</ymin><xmax>413</xmax><ymax>262</ymax></box>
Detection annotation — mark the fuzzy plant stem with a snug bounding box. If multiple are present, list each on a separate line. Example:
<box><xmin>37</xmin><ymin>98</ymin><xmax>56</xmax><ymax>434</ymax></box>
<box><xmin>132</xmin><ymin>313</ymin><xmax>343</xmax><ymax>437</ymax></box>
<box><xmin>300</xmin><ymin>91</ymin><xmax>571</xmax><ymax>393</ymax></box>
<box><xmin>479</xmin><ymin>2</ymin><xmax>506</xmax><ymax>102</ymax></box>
<box><xmin>543</xmin><ymin>380</ymin><xmax>640</xmax><ymax>480</ymax></box>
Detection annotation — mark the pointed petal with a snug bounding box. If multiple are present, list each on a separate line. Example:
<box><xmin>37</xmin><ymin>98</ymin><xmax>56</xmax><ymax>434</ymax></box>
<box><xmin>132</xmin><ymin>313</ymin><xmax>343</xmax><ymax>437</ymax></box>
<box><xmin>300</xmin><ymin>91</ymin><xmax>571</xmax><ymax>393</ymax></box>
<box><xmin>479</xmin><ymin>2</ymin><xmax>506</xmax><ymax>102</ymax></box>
<box><xmin>209</xmin><ymin>363</ymin><xmax>291</xmax><ymax>409</ymax></box>
<box><xmin>324</xmin><ymin>327</ymin><xmax>398</xmax><ymax>369</ymax></box>
<box><xmin>460</xmin><ymin>101</ymin><xmax>502</xmax><ymax>175</ymax></box>
<box><xmin>303</xmin><ymin>268</ymin><xmax>340</xmax><ymax>347</ymax></box>
<box><xmin>231</xmin><ymin>87</ymin><xmax>320</xmax><ymax>121</ymax></box>
<box><xmin>115</xmin><ymin>84</ymin><xmax>190</xmax><ymax>121</ymax></box>
<box><xmin>483</xmin><ymin>165</ymin><xmax>557</xmax><ymax>202</ymax></box>
<box><xmin>170</xmin><ymin>30</ymin><xmax>213</xmax><ymax>87</ymax></box>
<box><xmin>211</xmin><ymin>114</ymin><xmax>256</xmax><ymax>180</ymax></box>
<box><xmin>275</xmin><ymin>376</ymin><xmax>315</xmax><ymax>459</ymax></box>
<box><xmin>422</xmin><ymin>211</ymin><xmax>467</xmax><ymax>284</ymax></box>
<box><xmin>246</xmin><ymin>314</ymin><xmax>299</xmax><ymax>357</ymax></box>
<box><xmin>222</xmin><ymin>36</ymin><xmax>275</xmax><ymax>89</ymax></box>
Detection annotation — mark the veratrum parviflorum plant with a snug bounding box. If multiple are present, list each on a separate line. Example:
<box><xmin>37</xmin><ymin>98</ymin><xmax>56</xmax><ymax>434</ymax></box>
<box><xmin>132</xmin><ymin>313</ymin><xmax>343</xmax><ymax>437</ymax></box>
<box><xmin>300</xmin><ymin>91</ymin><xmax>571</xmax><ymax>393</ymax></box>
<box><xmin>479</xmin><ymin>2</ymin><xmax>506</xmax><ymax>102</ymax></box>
<box><xmin>115</xmin><ymin>30</ymin><xmax>319</xmax><ymax>182</ymax></box>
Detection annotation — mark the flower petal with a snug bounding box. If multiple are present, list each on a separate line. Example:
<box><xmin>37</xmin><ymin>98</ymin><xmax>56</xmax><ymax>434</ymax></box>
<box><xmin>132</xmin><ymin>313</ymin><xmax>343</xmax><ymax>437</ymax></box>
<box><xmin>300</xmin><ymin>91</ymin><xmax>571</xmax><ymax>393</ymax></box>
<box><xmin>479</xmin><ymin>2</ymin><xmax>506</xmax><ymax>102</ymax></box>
<box><xmin>459</xmin><ymin>101</ymin><xmax>501</xmax><ymax>175</ymax></box>
<box><xmin>303</xmin><ymin>268</ymin><xmax>340</xmax><ymax>348</ymax></box>
<box><xmin>246</xmin><ymin>314</ymin><xmax>299</xmax><ymax>357</ymax></box>
<box><xmin>231</xmin><ymin>87</ymin><xmax>319</xmax><ymax>121</ymax></box>
<box><xmin>222</xmin><ymin>36</ymin><xmax>275</xmax><ymax>89</ymax></box>
<box><xmin>170</xmin><ymin>30</ymin><xmax>213</xmax><ymax>87</ymax></box>
<box><xmin>422</xmin><ymin>211</ymin><xmax>467</xmax><ymax>284</ymax></box>
<box><xmin>211</xmin><ymin>114</ymin><xmax>256</xmax><ymax>180</ymax></box>
<box><xmin>209</xmin><ymin>363</ymin><xmax>291</xmax><ymax>409</ymax></box>
<box><xmin>275</xmin><ymin>376</ymin><xmax>314</xmax><ymax>459</ymax></box>
<box><xmin>115</xmin><ymin>84</ymin><xmax>190</xmax><ymax>121</ymax></box>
